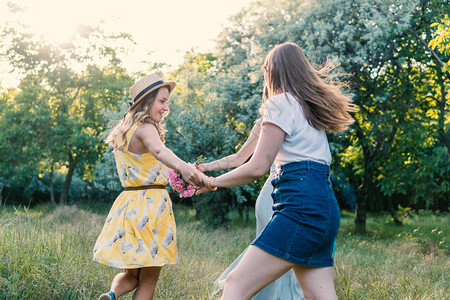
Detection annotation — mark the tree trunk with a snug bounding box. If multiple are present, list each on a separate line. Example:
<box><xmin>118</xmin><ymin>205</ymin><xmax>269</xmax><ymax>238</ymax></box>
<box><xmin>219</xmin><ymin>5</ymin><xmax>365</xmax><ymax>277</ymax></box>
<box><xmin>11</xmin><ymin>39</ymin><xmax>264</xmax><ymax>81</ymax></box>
<box><xmin>49</xmin><ymin>164</ymin><xmax>56</xmax><ymax>206</ymax></box>
<box><xmin>0</xmin><ymin>182</ymin><xmax>3</xmax><ymax>209</ymax></box>
<box><xmin>354</xmin><ymin>194</ymin><xmax>367</xmax><ymax>231</ymax></box>
<box><xmin>437</xmin><ymin>72</ymin><xmax>450</xmax><ymax>155</ymax></box>
<box><xmin>442</xmin><ymin>132</ymin><xmax>450</xmax><ymax>156</ymax></box>
<box><xmin>59</xmin><ymin>153</ymin><xmax>76</xmax><ymax>206</ymax></box>
<box><xmin>355</xmin><ymin>152</ymin><xmax>378</xmax><ymax>231</ymax></box>
<box><xmin>244</xmin><ymin>204</ymin><xmax>249</xmax><ymax>225</ymax></box>
<box><xmin>353</xmin><ymin>121</ymin><xmax>372</xmax><ymax>231</ymax></box>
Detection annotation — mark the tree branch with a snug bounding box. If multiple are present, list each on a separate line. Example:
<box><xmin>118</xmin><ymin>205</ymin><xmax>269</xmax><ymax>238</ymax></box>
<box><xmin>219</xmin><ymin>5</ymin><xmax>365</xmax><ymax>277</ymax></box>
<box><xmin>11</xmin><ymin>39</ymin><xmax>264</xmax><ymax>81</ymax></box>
<box><xmin>373</xmin><ymin>1</ymin><xmax>450</xmax><ymax>80</ymax></box>
<box><xmin>407</xmin><ymin>27</ymin><xmax>446</xmax><ymax>70</ymax></box>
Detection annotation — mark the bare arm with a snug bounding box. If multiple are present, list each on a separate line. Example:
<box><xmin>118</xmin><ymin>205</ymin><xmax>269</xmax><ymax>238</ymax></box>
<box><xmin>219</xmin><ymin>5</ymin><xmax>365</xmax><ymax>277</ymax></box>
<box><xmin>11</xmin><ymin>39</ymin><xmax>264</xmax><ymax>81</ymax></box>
<box><xmin>198</xmin><ymin>118</ymin><xmax>263</xmax><ymax>172</ymax></box>
<box><xmin>136</xmin><ymin>123</ymin><xmax>203</xmax><ymax>188</ymax></box>
<box><xmin>203</xmin><ymin>122</ymin><xmax>285</xmax><ymax>188</ymax></box>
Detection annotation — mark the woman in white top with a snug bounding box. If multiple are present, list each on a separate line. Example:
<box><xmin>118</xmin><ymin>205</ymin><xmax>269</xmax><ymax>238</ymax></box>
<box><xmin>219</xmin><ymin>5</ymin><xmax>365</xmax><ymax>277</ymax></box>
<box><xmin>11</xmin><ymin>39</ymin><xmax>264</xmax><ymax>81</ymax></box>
<box><xmin>198</xmin><ymin>119</ymin><xmax>303</xmax><ymax>300</ymax></box>
<box><xmin>197</xmin><ymin>42</ymin><xmax>355</xmax><ymax>300</ymax></box>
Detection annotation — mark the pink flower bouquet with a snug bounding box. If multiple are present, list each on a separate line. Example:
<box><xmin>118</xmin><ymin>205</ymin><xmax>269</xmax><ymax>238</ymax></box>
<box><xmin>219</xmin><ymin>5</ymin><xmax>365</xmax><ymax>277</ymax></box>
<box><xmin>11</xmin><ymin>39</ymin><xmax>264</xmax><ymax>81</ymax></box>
<box><xmin>168</xmin><ymin>156</ymin><xmax>206</xmax><ymax>198</ymax></box>
<box><xmin>168</xmin><ymin>169</ymin><xmax>196</xmax><ymax>198</ymax></box>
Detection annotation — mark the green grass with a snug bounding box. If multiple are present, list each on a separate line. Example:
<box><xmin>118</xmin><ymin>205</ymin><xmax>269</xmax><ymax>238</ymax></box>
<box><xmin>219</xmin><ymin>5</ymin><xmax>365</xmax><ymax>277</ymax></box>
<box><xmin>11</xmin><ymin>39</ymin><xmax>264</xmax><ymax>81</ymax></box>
<box><xmin>0</xmin><ymin>203</ymin><xmax>448</xmax><ymax>299</ymax></box>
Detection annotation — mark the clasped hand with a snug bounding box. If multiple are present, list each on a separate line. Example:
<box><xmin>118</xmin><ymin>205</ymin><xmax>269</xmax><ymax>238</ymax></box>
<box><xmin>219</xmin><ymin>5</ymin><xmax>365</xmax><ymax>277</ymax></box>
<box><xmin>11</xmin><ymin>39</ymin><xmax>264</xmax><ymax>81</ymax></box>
<box><xmin>178</xmin><ymin>163</ymin><xmax>215</xmax><ymax>195</ymax></box>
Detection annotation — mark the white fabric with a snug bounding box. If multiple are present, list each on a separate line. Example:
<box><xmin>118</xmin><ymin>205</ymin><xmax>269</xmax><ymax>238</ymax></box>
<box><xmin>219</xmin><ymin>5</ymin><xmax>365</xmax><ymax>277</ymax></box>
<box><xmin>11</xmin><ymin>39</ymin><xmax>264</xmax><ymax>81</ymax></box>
<box><xmin>263</xmin><ymin>92</ymin><xmax>332</xmax><ymax>167</ymax></box>
<box><xmin>211</xmin><ymin>170</ymin><xmax>304</xmax><ymax>300</ymax></box>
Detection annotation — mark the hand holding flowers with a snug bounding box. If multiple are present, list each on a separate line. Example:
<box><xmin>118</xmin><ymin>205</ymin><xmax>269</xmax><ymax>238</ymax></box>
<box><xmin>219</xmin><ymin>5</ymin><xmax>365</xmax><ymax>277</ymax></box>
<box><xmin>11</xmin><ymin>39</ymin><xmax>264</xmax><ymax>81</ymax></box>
<box><xmin>169</xmin><ymin>156</ymin><xmax>208</xmax><ymax>198</ymax></box>
<box><xmin>168</xmin><ymin>167</ymin><xmax>197</xmax><ymax>198</ymax></box>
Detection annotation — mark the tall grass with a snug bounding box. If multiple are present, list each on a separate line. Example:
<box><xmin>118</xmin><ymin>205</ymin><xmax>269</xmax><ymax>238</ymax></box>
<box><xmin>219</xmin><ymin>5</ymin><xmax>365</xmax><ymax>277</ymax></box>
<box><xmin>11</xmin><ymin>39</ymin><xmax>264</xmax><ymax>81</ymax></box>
<box><xmin>335</xmin><ymin>211</ymin><xmax>449</xmax><ymax>299</ymax></box>
<box><xmin>0</xmin><ymin>203</ymin><xmax>448</xmax><ymax>299</ymax></box>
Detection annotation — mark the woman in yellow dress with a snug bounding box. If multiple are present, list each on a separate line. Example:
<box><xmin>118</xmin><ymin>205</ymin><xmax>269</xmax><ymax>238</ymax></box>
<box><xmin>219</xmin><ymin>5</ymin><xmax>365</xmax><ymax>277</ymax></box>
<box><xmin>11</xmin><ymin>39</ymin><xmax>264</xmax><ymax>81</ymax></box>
<box><xmin>93</xmin><ymin>74</ymin><xmax>203</xmax><ymax>300</ymax></box>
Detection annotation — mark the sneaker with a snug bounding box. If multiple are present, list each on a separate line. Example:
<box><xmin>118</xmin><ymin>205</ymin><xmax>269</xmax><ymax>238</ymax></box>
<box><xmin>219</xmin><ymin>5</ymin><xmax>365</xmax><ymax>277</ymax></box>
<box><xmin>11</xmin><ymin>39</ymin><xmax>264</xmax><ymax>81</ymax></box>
<box><xmin>98</xmin><ymin>291</ymin><xmax>116</xmax><ymax>300</ymax></box>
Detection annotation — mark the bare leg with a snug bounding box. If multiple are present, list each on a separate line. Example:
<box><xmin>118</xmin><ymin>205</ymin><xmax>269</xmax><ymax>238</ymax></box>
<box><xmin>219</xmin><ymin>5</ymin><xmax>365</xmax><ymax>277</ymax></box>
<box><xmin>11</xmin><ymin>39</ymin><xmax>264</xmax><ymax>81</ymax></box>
<box><xmin>292</xmin><ymin>265</ymin><xmax>337</xmax><ymax>300</ymax></box>
<box><xmin>110</xmin><ymin>269</ymin><xmax>140</xmax><ymax>298</ymax></box>
<box><xmin>132</xmin><ymin>266</ymin><xmax>162</xmax><ymax>300</ymax></box>
<box><xmin>221</xmin><ymin>245</ymin><xmax>294</xmax><ymax>300</ymax></box>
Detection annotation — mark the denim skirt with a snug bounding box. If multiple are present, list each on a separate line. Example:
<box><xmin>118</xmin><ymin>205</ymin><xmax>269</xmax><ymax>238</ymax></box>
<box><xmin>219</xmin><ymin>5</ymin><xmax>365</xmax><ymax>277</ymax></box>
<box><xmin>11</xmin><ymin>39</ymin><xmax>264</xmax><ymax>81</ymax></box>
<box><xmin>252</xmin><ymin>161</ymin><xmax>340</xmax><ymax>268</ymax></box>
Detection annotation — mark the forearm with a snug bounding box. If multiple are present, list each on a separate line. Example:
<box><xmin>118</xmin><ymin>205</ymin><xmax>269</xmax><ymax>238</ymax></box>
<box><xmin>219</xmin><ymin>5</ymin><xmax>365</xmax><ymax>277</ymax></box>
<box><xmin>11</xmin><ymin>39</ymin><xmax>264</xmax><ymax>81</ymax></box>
<box><xmin>201</xmin><ymin>153</ymin><xmax>246</xmax><ymax>171</ymax></box>
<box><xmin>208</xmin><ymin>123</ymin><xmax>285</xmax><ymax>189</ymax></box>
<box><xmin>153</xmin><ymin>146</ymin><xmax>188</xmax><ymax>172</ymax></box>
<box><xmin>210</xmin><ymin>160</ymin><xmax>268</xmax><ymax>187</ymax></box>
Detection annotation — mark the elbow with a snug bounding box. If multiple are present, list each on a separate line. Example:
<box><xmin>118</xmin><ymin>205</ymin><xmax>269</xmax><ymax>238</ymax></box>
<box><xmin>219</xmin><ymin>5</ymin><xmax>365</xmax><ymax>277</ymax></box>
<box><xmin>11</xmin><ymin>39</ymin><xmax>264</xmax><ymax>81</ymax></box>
<box><xmin>250</xmin><ymin>165</ymin><xmax>268</xmax><ymax>179</ymax></box>
<box><xmin>233</xmin><ymin>153</ymin><xmax>246</xmax><ymax>166</ymax></box>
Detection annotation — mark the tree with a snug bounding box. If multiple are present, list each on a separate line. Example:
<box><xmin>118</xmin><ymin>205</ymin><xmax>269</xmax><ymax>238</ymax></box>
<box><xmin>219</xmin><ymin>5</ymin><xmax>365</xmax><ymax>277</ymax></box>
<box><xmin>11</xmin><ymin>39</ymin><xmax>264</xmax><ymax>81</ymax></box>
<box><xmin>0</xmin><ymin>22</ymin><xmax>133</xmax><ymax>204</ymax></box>
<box><xmin>429</xmin><ymin>13</ymin><xmax>450</xmax><ymax>152</ymax></box>
<box><xmin>164</xmin><ymin>51</ymin><xmax>262</xmax><ymax>225</ymax></box>
<box><xmin>206</xmin><ymin>0</ymin><xmax>449</xmax><ymax>229</ymax></box>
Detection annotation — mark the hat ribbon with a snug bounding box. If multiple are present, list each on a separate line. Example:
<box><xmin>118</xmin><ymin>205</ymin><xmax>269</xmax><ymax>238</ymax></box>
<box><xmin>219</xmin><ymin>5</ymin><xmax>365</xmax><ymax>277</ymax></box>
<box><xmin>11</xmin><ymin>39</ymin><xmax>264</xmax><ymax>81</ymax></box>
<box><xmin>133</xmin><ymin>80</ymin><xmax>164</xmax><ymax>103</ymax></box>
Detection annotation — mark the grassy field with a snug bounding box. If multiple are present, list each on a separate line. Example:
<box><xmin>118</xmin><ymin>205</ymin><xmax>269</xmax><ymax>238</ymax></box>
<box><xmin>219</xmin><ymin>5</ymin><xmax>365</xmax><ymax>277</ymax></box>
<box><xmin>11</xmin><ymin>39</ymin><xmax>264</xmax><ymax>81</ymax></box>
<box><xmin>0</xmin><ymin>203</ymin><xmax>448</xmax><ymax>299</ymax></box>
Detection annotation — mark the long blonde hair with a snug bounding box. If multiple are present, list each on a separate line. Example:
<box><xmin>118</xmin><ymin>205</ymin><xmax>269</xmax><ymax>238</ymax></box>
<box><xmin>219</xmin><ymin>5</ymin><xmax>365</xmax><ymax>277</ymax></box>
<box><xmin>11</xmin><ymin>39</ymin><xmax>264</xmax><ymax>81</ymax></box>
<box><xmin>106</xmin><ymin>87</ymin><xmax>168</xmax><ymax>151</ymax></box>
<box><xmin>263</xmin><ymin>42</ymin><xmax>356</xmax><ymax>132</ymax></box>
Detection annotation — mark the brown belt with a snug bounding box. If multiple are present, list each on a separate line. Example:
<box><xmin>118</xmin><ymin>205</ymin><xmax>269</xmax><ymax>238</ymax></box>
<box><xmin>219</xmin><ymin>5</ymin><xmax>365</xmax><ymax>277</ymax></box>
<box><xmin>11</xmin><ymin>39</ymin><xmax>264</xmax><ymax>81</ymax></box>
<box><xmin>123</xmin><ymin>185</ymin><xmax>166</xmax><ymax>191</ymax></box>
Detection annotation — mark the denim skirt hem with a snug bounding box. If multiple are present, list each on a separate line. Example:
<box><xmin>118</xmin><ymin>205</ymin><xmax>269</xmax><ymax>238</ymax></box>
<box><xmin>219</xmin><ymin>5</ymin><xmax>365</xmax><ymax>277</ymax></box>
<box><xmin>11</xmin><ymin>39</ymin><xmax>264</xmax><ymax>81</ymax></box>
<box><xmin>252</xmin><ymin>240</ymin><xmax>334</xmax><ymax>268</ymax></box>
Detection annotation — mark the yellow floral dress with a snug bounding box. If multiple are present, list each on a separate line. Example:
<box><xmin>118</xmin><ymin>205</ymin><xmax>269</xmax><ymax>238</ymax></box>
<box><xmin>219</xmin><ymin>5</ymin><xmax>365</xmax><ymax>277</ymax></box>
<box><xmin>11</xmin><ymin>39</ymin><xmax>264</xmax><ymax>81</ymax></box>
<box><xmin>93</xmin><ymin>123</ymin><xmax>177</xmax><ymax>268</ymax></box>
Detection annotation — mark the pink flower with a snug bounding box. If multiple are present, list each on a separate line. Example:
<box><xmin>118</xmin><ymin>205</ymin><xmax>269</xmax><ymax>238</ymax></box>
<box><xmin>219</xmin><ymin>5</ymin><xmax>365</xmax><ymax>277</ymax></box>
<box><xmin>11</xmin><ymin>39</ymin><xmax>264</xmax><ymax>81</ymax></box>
<box><xmin>168</xmin><ymin>168</ymin><xmax>196</xmax><ymax>198</ymax></box>
<box><xmin>169</xmin><ymin>169</ymin><xmax>185</xmax><ymax>192</ymax></box>
<box><xmin>168</xmin><ymin>169</ymin><xmax>180</xmax><ymax>183</ymax></box>
<box><xmin>180</xmin><ymin>186</ymin><xmax>195</xmax><ymax>198</ymax></box>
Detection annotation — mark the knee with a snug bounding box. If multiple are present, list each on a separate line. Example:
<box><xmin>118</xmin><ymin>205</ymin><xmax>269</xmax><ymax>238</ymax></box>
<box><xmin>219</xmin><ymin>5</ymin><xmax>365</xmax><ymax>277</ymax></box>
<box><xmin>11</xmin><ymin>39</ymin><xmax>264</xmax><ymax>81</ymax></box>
<box><xmin>224</xmin><ymin>271</ymin><xmax>237</xmax><ymax>287</ymax></box>
<box><xmin>124</xmin><ymin>269</ymin><xmax>139</xmax><ymax>281</ymax></box>
<box><xmin>223</xmin><ymin>271</ymin><xmax>248</xmax><ymax>299</ymax></box>
<box><xmin>224</xmin><ymin>270</ymin><xmax>243</xmax><ymax>292</ymax></box>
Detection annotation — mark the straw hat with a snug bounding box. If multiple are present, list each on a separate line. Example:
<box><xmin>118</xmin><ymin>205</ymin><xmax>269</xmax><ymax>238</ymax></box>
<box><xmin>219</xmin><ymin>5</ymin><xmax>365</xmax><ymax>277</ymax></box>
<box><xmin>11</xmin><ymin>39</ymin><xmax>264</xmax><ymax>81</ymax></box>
<box><xmin>128</xmin><ymin>73</ymin><xmax>176</xmax><ymax>111</ymax></box>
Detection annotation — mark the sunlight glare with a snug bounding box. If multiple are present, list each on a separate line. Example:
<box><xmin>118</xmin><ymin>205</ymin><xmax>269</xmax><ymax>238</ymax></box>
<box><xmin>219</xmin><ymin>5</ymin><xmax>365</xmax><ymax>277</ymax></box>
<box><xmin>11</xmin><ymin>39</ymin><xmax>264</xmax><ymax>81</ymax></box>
<box><xmin>0</xmin><ymin>0</ymin><xmax>254</xmax><ymax>87</ymax></box>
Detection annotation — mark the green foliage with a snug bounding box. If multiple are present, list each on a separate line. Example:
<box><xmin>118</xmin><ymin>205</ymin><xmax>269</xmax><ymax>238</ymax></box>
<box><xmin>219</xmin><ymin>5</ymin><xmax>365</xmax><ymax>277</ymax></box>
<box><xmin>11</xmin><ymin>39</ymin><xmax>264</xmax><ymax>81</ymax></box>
<box><xmin>429</xmin><ymin>14</ymin><xmax>450</xmax><ymax>71</ymax></box>
<box><xmin>0</xmin><ymin>0</ymin><xmax>448</xmax><ymax>226</ymax></box>
<box><xmin>409</xmin><ymin>225</ymin><xmax>449</xmax><ymax>254</ymax></box>
<box><xmin>391</xmin><ymin>205</ymin><xmax>414</xmax><ymax>225</ymax></box>
<box><xmin>164</xmin><ymin>50</ymin><xmax>263</xmax><ymax>225</ymax></box>
<box><xmin>0</xmin><ymin>21</ymin><xmax>133</xmax><ymax>204</ymax></box>
<box><xmin>192</xmin><ymin>190</ymin><xmax>231</xmax><ymax>228</ymax></box>
<box><xmin>206</xmin><ymin>0</ymin><xmax>450</xmax><ymax>225</ymax></box>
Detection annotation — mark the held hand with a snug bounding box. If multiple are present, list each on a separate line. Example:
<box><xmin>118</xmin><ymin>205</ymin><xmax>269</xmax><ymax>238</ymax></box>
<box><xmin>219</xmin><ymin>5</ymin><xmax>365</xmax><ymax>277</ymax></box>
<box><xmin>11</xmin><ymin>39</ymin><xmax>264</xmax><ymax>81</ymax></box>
<box><xmin>195</xmin><ymin>163</ymin><xmax>207</xmax><ymax>172</ymax></box>
<box><xmin>179</xmin><ymin>163</ymin><xmax>204</xmax><ymax>189</ymax></box>
<box><xmin>195</xmin><ymin>185</ymin><xmax>211</xmax><ymax>196</ymax></box>
<box><xmin>195</xmin><ymin>173</ymin><xmax>217</xmax><ymax>196</ymax></box>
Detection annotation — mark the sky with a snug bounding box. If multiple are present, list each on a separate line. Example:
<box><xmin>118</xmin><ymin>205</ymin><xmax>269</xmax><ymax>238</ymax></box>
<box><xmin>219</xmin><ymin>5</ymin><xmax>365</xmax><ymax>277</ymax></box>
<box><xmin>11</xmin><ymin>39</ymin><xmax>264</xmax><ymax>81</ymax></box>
<box><xmin>0</xmin><ymin>0</ymin><xmax>254</xmax><ymax>86</ymax></box>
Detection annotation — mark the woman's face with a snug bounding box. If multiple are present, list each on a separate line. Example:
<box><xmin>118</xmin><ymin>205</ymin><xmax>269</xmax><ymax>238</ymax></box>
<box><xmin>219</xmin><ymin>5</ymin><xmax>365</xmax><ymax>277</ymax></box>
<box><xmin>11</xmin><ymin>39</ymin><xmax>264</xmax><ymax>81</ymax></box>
<box><xmin>150</xmin><ymin>87</ymin><xmax>170</xmax><ymax>123</ymax></box>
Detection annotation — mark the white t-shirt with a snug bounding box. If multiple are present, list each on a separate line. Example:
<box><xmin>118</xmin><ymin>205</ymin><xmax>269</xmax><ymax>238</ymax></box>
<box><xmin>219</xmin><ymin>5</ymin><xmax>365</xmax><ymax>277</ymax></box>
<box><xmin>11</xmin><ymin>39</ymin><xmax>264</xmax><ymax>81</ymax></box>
<box><xmin>262</xmin><ymin>92</ymin><xmax>332</xmax><ymax>167</ymax></box>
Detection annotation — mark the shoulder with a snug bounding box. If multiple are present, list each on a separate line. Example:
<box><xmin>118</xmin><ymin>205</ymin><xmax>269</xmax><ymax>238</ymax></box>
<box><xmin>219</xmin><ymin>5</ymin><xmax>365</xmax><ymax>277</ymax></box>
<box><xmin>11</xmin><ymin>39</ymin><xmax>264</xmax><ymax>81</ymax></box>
<box><xmin>265</xmin><ymin>93</ymin><xmax>299</xmax><ymax>117</ymax></box>
<box><xmin>263</xmin><ymin>93</ymin><xmax>303</xmax><ymax>135</ymax></box>
<box><xmin>135</xmin><ymin>122</ymin><xmax>159</xmax><ymax>138</ymax></box>
<box><xmin>271</xmin><ymin>93</ymin><xmax>299</xmax><ymax>108</ymax></box>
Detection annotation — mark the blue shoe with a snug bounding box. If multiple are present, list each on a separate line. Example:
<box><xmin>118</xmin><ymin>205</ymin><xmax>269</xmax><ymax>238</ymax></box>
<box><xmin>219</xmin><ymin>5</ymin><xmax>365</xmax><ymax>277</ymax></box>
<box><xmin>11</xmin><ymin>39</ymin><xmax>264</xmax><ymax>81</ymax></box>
<box><xmin>98</xmin><ymin>291</ymin><xmax>115</xmax><ymax>300</ymax></box>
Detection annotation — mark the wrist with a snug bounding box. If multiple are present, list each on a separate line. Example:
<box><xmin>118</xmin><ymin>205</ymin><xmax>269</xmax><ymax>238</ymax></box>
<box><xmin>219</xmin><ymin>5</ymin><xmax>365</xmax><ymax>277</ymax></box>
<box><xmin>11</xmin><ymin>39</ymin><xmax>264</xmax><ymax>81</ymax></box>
<box><xmin>207</xmin><ymin>176</ymin><xmax>218</xmax><ymax>191</ymax></box>
<box><xmin>198</xmin><ymin>163</ymin><xmax>209</xmax><ymax>172</ymax></box>
<box><xmin>176</xmin><ymin>162</ymin><xmax>189</xmax><ymax>174</ymax></box>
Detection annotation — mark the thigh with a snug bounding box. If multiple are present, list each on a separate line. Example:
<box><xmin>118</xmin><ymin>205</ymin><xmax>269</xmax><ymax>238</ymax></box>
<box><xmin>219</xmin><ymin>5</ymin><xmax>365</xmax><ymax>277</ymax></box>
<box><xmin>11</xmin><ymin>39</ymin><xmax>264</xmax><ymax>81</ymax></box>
<box><xmin>133</xmin><ymin>267</ymin><xmax>162</xmax><ymax>300</ymax></box>
<box><xmin>125</xmin><ymin>268</ymin><xmax>140</xmax><ymax>279</ymax></box>
<box><xmin>292</xmin><ymin>265</ymin><xmax>337</xmax><ymax>300</ymax></box>
<box><xmin>139</xmin><ymin>267</ymin><xmax>162</xmax><ymax>282</ymax></box>
<box><xmin>225</xmin><ymin>245</ymin><xmax>294</xmax><ymax>298</ymax></box>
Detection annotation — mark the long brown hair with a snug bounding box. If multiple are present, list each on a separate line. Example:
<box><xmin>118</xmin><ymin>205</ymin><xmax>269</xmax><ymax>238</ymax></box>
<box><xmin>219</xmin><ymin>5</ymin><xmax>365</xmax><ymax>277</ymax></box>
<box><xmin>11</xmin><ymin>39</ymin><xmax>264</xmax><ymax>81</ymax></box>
<box><xmin>106</xmin><ymin>87</ymin><xmax>168</xmax><ymax>151</ymax></box>
<box><xmin>263</xmin><ymin>42</ymin><xmax>356</xmax><ymax>132</ymax></box>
